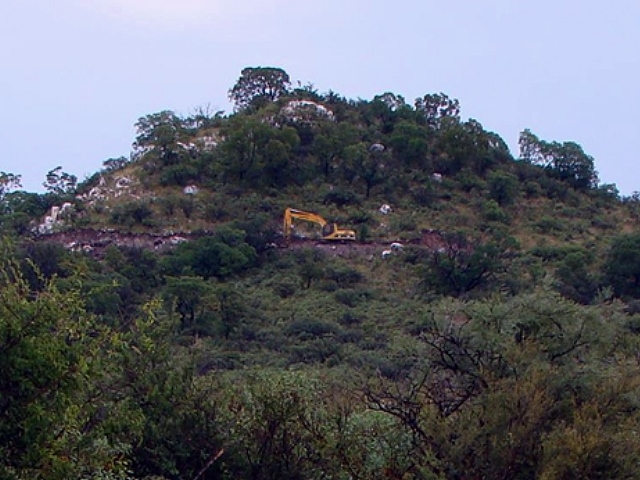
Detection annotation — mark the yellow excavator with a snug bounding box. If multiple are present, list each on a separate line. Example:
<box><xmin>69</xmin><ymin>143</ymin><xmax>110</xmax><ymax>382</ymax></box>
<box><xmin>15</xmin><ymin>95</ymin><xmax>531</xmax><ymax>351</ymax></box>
<box><xmin>284</xmin><ymin>208</ymin><xmax>356</xmax><ymax>242</ymax></box>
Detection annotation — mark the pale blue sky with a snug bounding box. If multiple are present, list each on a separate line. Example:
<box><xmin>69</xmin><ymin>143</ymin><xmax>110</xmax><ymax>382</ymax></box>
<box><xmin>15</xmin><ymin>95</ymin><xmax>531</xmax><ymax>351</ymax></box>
<box><xmin>2</xmin><ymin>0</ymin><xmax>639</xmax><ymax>193</ymax></box>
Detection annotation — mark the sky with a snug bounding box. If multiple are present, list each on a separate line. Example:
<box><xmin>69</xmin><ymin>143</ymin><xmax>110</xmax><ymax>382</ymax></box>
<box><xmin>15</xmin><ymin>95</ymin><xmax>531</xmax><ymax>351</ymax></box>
<box><xmin>2</xmin><ymin>0</ymin><xmax>639</xmax><ymax>194</ymax></box>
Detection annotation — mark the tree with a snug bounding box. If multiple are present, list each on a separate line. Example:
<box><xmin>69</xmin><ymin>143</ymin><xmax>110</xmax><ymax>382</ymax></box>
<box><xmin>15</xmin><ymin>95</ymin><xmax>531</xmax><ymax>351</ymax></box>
<box><xmin>414</xmin><ymin>92</ymin><xmax>460</xmax><ymax>129</ymax></box>
<box><xmin>163</xmin><ymin>276</ymin><xmax>214</xmax><ymax>330</ymax></box>
<box><xmin>161</xmin><ymin>229</ymin><xmax>257</xmax><ymax>280</ymax></box>
<box><xmin>220</xmin><ymin>114</ymin><xmax>300</xmax><ymax>187</ymax></box>
<box><xmin>364</xmin><ymin>290</ymin><xmax>640</xmax><ymax>479</ymax></box>
<box><xmin>229</xmin><ymin>66</ymin><xmax>291</xmax><ymax>111</ymax></box>
<box><xmin>0</xmin><ymin>250</ymin><xmax>133</xmax><ymax>479</ymax></box>
<box><xmin>311</xmin><ymin>121</ymin><xmax>359</xmax><ymax>179</ymax></box>
<box><xmin>555</xmin><ymin>249</ymin><xmax>597</xmax><ymax>304</ymax></box>
<box><xmin>262</xmin><ymin>126</ymin><xmax>300</xmax><ymax>187</ymax></box>
<box><xmin>550</xmin><ymin>141</ymin><xmax>599</xmax><ymax>190</ymax></box>
<box><xmin>423</xmin><ymin>234</ymin><xmax>503</xmax><ymax>296</ymax></box>
<box><xmin>132</xmin><ymin>110</ymin><xmax>188</xmax><ymax>165</ymax></box>
<box><xmin>604</xmin><ymin>233</ymin><xmax>640</xmax><ymax>298</ymax></box>
<box><xmin>43</xmin><ymin>166</ymin><xmax>77</xmax><ymax>195</ymax></box>
<box><xmin>102</xmin><ymin>156</ymin><xmax>129</xmax><ymax>172</ymax></box>
<box><xmin>0</xmin><ymin>172</ymin><xmax>21</xmax><ymax>199</ymax></box>
<box><xmin>0</xmin><ymin>191</ymin><xmax>48</xmax><ymax>236</ymax></box>
<box><xmin>388</xmin><ymin>120</ymin><xmax>430</xmax><ymax>169</ymax></box>
<box><xmin>487</xmin><ymin>170</ymin><xmax>519</xmax><ymax>206</ymax></box>
<box><xmin>343</xmin><ymin>143</ymin><xmax>386</xmax><ymax>198</ymax></box>
<box><xmin>220</xmin><ymin>115</ymin><xmax>272</xmax><ymax>183</ymax></box>
<box><xmin>518</xmin><ymin>129</ymin><xmax>598</xmax><ymax>190</ymax></box>
<box><xmin>296</xmin><ymin>248</ymin><xmax>326</xmax><ymax>289</ymax></box>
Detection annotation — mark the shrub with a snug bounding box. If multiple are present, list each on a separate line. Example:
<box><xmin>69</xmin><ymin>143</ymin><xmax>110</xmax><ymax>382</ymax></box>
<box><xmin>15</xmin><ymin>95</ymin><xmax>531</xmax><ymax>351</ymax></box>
<box><xmin>535</xmin><ymin>216</ymin><xmax>564</xmax><ymax>234</ymax></box>
<box><xmin>325</xmin><ymin>264</ymin><xmax>364</xmax><ymax>287</ymax></box>
<box><xmin>273</xmin><ymin>279</ymin><xmax>297</xmax><ymax>298</ymax></box>
<box><xmin>487</xmin><ymin>170</ymin><xmax>519</xmax><ymax>206</ymax></box>
<box><xmin>482</xmin><ymin>199</ymin><xmax>509</xmax><ymax>223</ymax></box>
<box><xmin>110</xmin><ymin>200</ymin><xmax>154</xmax><ymax>226</ymax></box>
<box><xmin>161</xmin><ymin>228</ymin><xmax>257</xmax><ymax>279</ymax></box>
<box><xmin>285</xmin><ymin>318</ymin><xmax>340</xmax><ymax>340</ymax></box>
<box><xmin>323</xmin><ymin>188</ymin><xmax>360</xmax><ymax>207</ymax></box>
<box><xmin>159</xmin><ymin>164</ymin><xmax>199</xmax><ymax>187</ymax></box>
<box><xmin>410</xmin><ymin>184</ymin><xmax>436</xmax><ymax>206</ymax></box>
<box><xmin>334</xmin><ymin>289</ymin><xmax>362</xmax><ymax>307</ymax></box>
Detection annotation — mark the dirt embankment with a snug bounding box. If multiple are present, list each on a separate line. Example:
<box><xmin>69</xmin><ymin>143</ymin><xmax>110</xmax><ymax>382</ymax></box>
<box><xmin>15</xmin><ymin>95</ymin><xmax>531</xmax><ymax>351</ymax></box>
<box><xmin>33</xmin><ymin>229</ymin><xmax>194</xmax><ymax>256</ymax></box>
<box><xmin>33</xmin><ymin>228</ymin><xmax>452</xmax><ymax>257</ymax></box>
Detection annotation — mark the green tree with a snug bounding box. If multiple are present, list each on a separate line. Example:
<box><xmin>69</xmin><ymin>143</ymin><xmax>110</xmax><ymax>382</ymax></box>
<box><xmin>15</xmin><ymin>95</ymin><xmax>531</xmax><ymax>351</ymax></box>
<box><xmin>414</xmin><ymin>92</ymin><xmax>460</xmax><ymax>129</ymax></box>
<box><xmin>220</xmin><ymin>115</ymin><xmax>300</xmax><ymax>187</ymax></box>
<box><xmin>555</xmin><ymin>249</ymin><xmax>597</xmax><ymax>304</ymax></box>
<box><xmin>163</xmin><ymin>276</ymin><xmax>215</xmax><ymax>330</ymax></box>
<box><xmin>343</xmin><ymin>143</ymin><xmax>386</xmax><ymax>198</ymax></box>
<box><xmin>487</xmin><ymin>170</ymin><xmax>519</xmax><ymax>206</ymax></box>
<box><xmin>102</xmin><ymin>156</ymin><xmax>129</xmax><ymax>172</ymax></box>
<box><xmin>0</xmin><ymin>191</ymin><xmax>49</xmax><ymax>236</ymax></box>
<box><xmin>311</xmin><ymin>121</ymin><xmax>359</xmax><ymax>179</ymax></box>
<box><xmin>604</xmin><ymin>233</ymin><xmax>640</xmax><ymax>298</ymax></box>
<box><xmin>115</xmin><ymin>301</ymin><xmax>225</xmax><ymax>480</ymax></box>
<box><xmin>43</xmin><ymin>166</ymin><xmax>77</xmax><ymax>195</ymax></box>
<box><xmin>296</xmin><ymin>248</ymin><xmax>326</xmax><ymax>289</ymax></box>
<box><xmin>0</xmin><ymin>251</ymin><xmax>132</xmax><ymax>479</ymax></box>
<box><xmin>162</xmin><ymin>229</ymin><xmax>257</xmax><ymax>280</ymax></box>
<box><xmin>262</xmin><ymin>125</ymin><xmax>301</xmax><ymax>187</ymax></box>
<box><xmin>133</xmin><ymin>110</ymin><xmax>188</xmax><ymax>165</ymax></box>
<box><xmin>388</xmin><ymin>120</ymin><xmax>430</xmax><ymax>169</ymax></box>
<box><xmin>0</xmin><ymin>172</ymin><xmax>21</xmax><ymax>198</ymax></box>
<box><xmin>423</xmin><ymin>235</ymin><xmax>503</xmax><ymax>297</ymax></box>
<box><xmin>220</xmin><ymin>115</ymin><xmax>272</xmax><ymax>183</ymax></box>
<box><xmin>435</xmin><ymin>119</ymin><xmax>503</xmax><ymax>175</ymax></box>
<box><xmin>365</xmin><ymin>290</ymin><xmax>640</xmax><ymax>479</ymax></box>
<box><xmin>518</xmin><ymin>129</ymin><xmax>598</xmax><ymax>190</ymax></box>
<box><xmin>229</xmin><ymin>66</ymin><xmax>291</xmax><ymax>111</ymax></box>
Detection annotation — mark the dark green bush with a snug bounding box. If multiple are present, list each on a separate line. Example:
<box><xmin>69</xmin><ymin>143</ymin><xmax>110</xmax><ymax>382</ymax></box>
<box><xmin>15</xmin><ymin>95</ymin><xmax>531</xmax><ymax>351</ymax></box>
<box><xmin>323</xmin><ymin>188</ymin><xmax>361</xmax><ymax>206</ymax></box>
<box><xmin>110</xmin><ymin>200</ymin><xmax>154</xmax><ymax>226</ymax></box>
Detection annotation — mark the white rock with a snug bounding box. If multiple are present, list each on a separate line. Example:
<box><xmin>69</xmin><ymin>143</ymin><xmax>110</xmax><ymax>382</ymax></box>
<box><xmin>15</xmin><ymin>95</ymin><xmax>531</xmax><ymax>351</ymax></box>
<box><xmin>379</xmin><ymin>204</ymin><xmax>392</xmax><ymax>215</ymax></box>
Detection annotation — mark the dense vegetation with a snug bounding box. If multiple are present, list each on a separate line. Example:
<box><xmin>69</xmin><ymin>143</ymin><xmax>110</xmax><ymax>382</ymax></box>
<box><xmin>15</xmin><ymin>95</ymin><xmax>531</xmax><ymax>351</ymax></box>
<box><xmin>3</xmin><ymin>66</ymin><xmax>640</xmax><ymax>479</ymax></box>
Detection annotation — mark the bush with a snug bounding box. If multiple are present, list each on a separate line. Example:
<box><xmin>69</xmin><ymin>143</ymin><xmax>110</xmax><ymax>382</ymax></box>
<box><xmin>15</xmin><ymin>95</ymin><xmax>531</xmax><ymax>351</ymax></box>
<box><xmin>159</xmin><ymin>164</ymin><xmax>199</xmax><ymax>187</ymax></box>
<box><xmin>410</xmin><ymin>184</ymin><xmax>436</xmax><ymax>206</ymax></box>
<box><xmin>161</xmin><ymin>228</ymin><xmax>257</xmax><ymax>279</ymax></box>
<box><xmin>482</xmin><ymin>199</ymin><xmax>509</xmax><ymax>223</ymax></box>
<box><xmin>110</xmin><ymin>201</ymin><xmax>154</xmax><ymax>226</ymax></box>
<box><xmin>273</xmin><ymin>279</ymin><xmax>297</xmax><ymax>298</ymax></box>
<box><xmin>325</xmin><ymin>264</ymin><xmax>364</xmax><ymax>287</ymax></box>
<box><xmin>323</xmin><ymin>188</ymin><xmax>360</xmax><ymax>207</ymax></box>
<box><xmin>334</xmin><ymin>289</ymin><xmax>362</xmax><ymax>307</ymax></box>
<box><xmin>487</xmin><ymin>170</ymin><xmax>519</xmax><ymax>206</ymax></box>
<box><xmin>455</xmin><ymin>169</ymin><xmax>486</xmax><ymax>193</ymax></box>
<box><xmin>285</xmin><ymin>318</ymin><xmax>340</xmax><ymax>339</ymax></box>
<box><xmin>604</xmin><ymin>233</ymin><xmax>640</xmax><ymax>299</ymax></box>
<box><xmin>535</xmin><ymin>216</ymin><xmax>565</xmax><ymax>234</ymax></box>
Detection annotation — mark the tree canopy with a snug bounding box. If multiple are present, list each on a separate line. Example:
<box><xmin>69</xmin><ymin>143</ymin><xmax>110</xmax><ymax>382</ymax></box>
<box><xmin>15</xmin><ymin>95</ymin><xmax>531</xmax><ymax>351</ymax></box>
<box><xmin>228</xmin><ymin>66</ymin><xmax>291</xmax><ymax>111</ymax></box>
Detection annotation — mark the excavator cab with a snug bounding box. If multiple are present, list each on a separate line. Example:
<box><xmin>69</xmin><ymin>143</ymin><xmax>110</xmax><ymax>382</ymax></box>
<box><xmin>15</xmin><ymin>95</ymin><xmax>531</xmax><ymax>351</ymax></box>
<box><xmin>322</xmin><ymin>223</ymin><xmax>356</xmax><ymax>241</ymax></box>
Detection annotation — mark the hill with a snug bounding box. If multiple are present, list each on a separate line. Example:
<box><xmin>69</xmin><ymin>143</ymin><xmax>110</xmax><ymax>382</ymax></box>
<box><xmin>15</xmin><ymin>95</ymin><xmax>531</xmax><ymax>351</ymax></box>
<box><xmin>2</xmin><ymin>67</ymin><xmax>640</xmax><ymax>479</ymax></box>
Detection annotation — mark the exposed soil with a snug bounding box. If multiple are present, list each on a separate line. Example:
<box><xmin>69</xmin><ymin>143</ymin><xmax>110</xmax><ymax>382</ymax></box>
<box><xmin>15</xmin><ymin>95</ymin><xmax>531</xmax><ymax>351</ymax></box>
<box><xmin>32</xmin><ymin>229</ymin><xmax>197</xmax><ymax>256</ymax></box>
<box><xmin>33</xmin><ymin>228</ymin><xmax>453</xmax><ymax>257</ymax></box>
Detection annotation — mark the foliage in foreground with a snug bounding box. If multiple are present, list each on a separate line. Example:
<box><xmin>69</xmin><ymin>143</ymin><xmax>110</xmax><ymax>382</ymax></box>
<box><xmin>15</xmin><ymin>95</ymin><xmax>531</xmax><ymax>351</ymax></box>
<box><xmin>3</xmin><ymin>238</ymin><xmax>640</xmax><ymax>479</ymax></box>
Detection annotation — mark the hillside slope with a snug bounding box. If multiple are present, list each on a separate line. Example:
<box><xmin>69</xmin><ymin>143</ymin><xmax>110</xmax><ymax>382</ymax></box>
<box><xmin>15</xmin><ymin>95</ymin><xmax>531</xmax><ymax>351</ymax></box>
<box><xmin>3</xmin><ymin>67</ymin><xmax>640</xmax><ymax>479</ymax></box>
